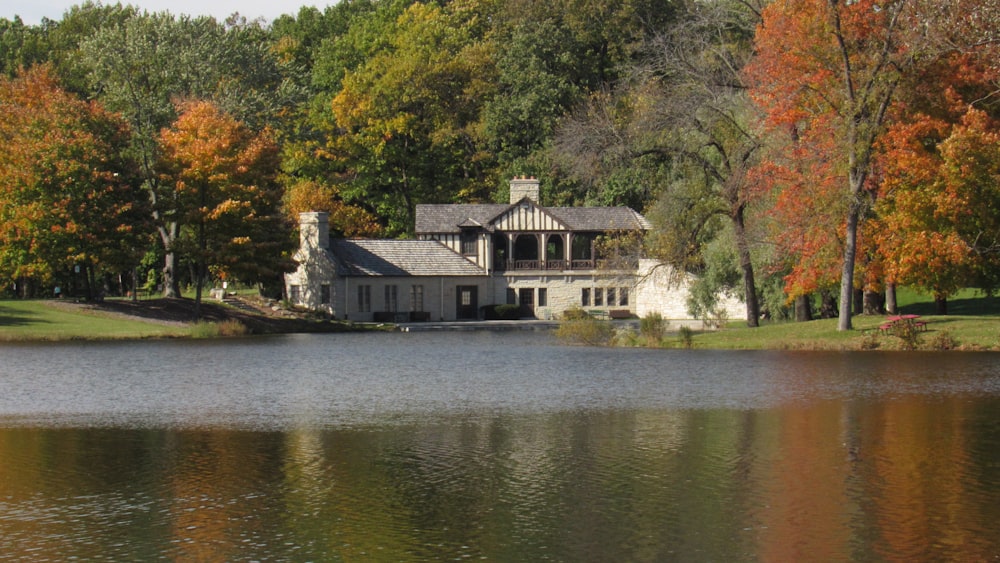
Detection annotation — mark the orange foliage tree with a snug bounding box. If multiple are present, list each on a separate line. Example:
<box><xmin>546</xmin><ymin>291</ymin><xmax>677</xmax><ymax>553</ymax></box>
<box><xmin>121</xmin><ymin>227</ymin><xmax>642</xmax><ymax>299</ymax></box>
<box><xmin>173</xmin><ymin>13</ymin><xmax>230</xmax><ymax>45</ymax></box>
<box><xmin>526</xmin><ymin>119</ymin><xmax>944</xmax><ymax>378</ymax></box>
<box><xmin>283</xmin><ymin>179</ymin><xmax>381</xmax><ymax>238</ymax></box>
<box><xmin>0</xmin><ymin>65</ymin><xmax>144</xmax><ymax>298</ymax></box>
<box><xmin>157</xmin><ymin>100</ymin><xmax>293</xmax><ymax>314</ymax></box>
<box><xmin>875</xmin><ymin>107</ymin><xmax>1000</xmax><ymax>312</ymax></box>
<box><xmin>747</xmin><ymin>0</ymin><xmax>998</xmax><ymax>329</ymax></box>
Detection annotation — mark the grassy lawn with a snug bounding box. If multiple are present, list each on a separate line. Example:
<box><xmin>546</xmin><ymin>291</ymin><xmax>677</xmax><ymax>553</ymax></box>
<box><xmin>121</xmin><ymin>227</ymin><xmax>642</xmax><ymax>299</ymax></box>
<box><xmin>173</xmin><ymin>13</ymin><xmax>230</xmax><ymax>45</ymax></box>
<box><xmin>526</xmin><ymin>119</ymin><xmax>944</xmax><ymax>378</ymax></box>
<box><xmin>0</xmin><ymin>300</ymin><xmax>189</xmax><ymax>341</ymax></box>
<box><xmin>689</xmin><ymin>289</ymin><xmax>1000</xmax><ymax>351</ymax></box>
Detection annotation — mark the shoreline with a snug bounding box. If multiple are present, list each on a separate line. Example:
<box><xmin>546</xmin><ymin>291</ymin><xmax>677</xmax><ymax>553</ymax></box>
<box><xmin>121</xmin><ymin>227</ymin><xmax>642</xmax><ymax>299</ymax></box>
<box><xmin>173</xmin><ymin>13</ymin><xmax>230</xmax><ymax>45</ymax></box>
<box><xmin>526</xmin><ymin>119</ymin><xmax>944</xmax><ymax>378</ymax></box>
<box><xmin>2</xmin><ymin>298</ymin><xmax>998</xmax><ymax>351</ymax></box>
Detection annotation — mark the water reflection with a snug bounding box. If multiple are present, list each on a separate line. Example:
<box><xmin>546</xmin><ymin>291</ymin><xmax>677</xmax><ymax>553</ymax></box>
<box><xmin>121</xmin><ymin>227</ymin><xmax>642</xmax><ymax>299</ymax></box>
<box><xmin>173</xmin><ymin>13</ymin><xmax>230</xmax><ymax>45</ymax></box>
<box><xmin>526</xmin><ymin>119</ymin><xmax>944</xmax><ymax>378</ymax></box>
<box><xmin>0</xmin><ymin>334</ymin><xmax>998</xmax><ymax>560</ymax></box>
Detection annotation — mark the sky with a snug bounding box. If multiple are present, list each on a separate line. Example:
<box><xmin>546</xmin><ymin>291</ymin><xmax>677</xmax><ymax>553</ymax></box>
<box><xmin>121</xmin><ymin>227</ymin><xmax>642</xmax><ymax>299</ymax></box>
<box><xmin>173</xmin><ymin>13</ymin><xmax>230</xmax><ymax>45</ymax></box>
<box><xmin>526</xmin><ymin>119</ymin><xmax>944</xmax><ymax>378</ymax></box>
<box><xmin>6</xmin><ymin>0</ymin><xmax>335</xmax><ymax>26</ymax></box>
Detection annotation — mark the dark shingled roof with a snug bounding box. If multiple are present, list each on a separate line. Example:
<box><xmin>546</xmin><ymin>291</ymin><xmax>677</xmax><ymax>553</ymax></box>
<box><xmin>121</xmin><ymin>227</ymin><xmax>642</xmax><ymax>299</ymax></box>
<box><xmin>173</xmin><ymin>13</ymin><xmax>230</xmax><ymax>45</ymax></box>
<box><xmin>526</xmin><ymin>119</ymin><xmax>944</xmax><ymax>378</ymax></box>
<box><xmin>330</xmin><ymin>239</ymin><xmax>486</xmax><ymax>277</ymax></box>
<box><xmin>414</xmin><ymin>203</ymin><xmax>651</xmax><ymax>233</ymax></box>
<box><xmin>415</xmin><ymin>204</ymin><xmax>509</xmax><ymax>234</ymax></box>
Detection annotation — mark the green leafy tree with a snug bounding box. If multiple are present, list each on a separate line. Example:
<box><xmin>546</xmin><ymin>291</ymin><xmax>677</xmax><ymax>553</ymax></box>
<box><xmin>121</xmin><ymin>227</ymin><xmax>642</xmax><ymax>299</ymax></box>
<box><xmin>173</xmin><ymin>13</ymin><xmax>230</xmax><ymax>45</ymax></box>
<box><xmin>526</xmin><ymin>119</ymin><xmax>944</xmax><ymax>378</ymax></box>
<box><xmin>328</xmin><ymin>2</ymin><xmax>497</xmax><ymax>235</ymax></box>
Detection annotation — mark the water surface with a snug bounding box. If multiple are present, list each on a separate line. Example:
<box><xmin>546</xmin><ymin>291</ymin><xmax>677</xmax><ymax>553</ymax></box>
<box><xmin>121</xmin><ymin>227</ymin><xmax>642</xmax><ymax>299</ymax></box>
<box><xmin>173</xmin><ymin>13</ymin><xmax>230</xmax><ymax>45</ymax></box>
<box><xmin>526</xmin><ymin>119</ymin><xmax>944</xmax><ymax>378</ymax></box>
<box><xmin>1</xmin><ymin>332</ymin><xmax>998</xmax><ymax>560</ymax></box>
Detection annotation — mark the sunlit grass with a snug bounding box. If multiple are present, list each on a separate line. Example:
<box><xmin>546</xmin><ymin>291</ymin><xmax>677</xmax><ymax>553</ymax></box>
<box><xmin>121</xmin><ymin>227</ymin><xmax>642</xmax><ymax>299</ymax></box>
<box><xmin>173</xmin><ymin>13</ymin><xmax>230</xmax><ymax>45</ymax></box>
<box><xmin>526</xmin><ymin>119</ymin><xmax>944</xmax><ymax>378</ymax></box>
<box><xmin>0</xmin><ymin>300</ymin><xmax>190</xmax><ymax>341</ymax></box>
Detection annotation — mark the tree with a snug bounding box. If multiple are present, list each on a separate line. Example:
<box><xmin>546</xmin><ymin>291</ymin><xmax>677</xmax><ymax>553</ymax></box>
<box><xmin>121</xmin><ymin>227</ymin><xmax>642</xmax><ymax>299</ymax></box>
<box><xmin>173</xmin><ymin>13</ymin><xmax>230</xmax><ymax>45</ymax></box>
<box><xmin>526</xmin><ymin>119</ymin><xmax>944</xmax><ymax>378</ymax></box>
<box><xmin>156</xmin><ymin>100</ymin><xmax>293</xmax><ymax>317</ymax></box>
<box><xmin>875</xmin><ymin>107</ymin><xmax>1000</xmax><ymax>312</ymax></box>
<box><xmin>556</xmin><ymin>0</ymin><xmax>766</xmax><ymax>326</ymax></box>
<box><xmin>0</xmin><ymin>65</ymin><xmax>144</xmax><ymax>297</ymax></box>
<box><xmin>747</xmin><ymin>0</ymin><xmax>999</xmax><ymax>330</ymax></box>
<box><xmin>327</xmin><ymin>2</ymin><xmax>497</xmax><ymax>235</ymax></box>
<box><xmin>80</xmin><ymin>11</ymin><xmax>294</xmax><ymax>296</ymax></box>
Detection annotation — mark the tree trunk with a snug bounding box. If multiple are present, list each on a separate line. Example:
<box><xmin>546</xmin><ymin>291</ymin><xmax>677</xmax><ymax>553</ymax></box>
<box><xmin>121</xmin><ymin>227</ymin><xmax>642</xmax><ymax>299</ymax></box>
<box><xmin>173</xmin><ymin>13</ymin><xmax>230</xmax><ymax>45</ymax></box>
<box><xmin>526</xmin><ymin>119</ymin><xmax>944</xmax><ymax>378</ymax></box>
<box><xmin>732</xmin><ymin>206</ymin><xmax>760</xmax><ymax>327</ymax></box>
<box><xmin>885</xmin><ymin>283</ymin><xmax>897</xmax><ymax>314</ymax></box>
<box><xmin>795</xmin><ymin>294</ymin><xmax>812</xmax><ymax>322</ymax></box>
<box><xmin>862</xmin><ymin>289</ymin><xmax>882</xmax><ymax>315</ymax></box>
<box><xmin>838</xmin><ymin>197</ymin><xmax>862</xmax><ymax>330</ymax></box>
<box><xmin>820</xmin><ymin>289</ymin><xmax>837</xmax><ymax>319</ymax></box>
<box><xmin>158</xmin><ymin>221</ymin><xmax>180</xmax><ymax>298</ymax></box>
<box><xmin>935</xmin><ymin>294</ymin><xmax>948</xmax><ymax>315</ymax></box>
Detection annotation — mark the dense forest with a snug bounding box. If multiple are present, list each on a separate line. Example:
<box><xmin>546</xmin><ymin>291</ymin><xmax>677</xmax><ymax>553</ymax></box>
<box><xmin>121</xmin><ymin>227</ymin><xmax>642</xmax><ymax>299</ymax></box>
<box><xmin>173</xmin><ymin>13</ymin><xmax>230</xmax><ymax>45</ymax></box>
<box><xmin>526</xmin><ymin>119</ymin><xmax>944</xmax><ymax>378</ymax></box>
<box><xmin>1</xmin><ymin>0</ymin><xmax>998</xmax><ymax>328</ymax></box>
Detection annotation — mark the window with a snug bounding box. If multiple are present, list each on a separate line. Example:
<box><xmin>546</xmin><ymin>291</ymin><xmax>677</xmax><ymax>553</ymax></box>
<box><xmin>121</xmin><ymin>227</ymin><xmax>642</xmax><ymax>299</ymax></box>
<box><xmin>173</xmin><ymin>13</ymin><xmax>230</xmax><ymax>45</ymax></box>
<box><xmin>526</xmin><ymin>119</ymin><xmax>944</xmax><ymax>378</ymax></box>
<box><xmin>461</xmin><ymin>289</ymin><xmax>473</xmax><ymax>306</ymax></box>
<box><xmin>581</xmin><ymin>288</ymin><xmax>591</xmax><ymax>307</ymax></box>
<box><xmin>358</xmin><ymin>285</ymin><xmax>371</xmax><ymax>312</ymax></box>
<box><xmin>461</xmin><ymin>230</ymin><xmax>477</xmax><ymax>256</ymax></box>
<box><xmin>410</xmin><ymin>285</ymin><xmax>424</xmax><ymax>312</ymax></box>
<box><xmin>506</xmin><ymin>288</ymin><xmax>517</xmax><ymax>305</ymax></box>
<box><xmin>385</xmin><ymin>285</ymin><xmax>398</xmax><ymax>312</ymax></box>
<box><xmin>594</xmin><ymin>288</ymin><xmax>604</xmax><ymax>307</ymax></box>
<box><xmin>289</xmin><ymin>285</ymin><xmax>301</xmax><ymax>304</ymax></box>
<box><xmin>606</xmin><ymin>288</ymin><xmax>615</xmax><ymax>307</ymax></box>
<box><xmin>538</xmin><ymin>288</ymin><xmax>547</xmax><ymax>307</ymax></box>
<box><xmin>619</xmin><ymin>287</ymin><xmax>629</xmax><ymax>306</ymax></box>
<box><xmin>320</xmin><ymin>284</ymin><xmax>331</xmax><ymax>305</ymax></box>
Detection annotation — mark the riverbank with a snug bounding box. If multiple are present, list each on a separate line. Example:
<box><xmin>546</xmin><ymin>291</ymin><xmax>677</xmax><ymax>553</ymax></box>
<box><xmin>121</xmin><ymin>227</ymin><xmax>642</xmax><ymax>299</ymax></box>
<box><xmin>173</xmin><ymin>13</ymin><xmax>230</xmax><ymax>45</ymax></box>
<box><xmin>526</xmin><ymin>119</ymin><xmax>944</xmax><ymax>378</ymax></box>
<box><xmin>2</xmin><ymin>295</ymin><xmax>998</xmax><ymax>350</ymax></box>
<box><xmin>0</xmin><ymin>297</ymin><xmax>370</xmax><ymax>341</ymax></box>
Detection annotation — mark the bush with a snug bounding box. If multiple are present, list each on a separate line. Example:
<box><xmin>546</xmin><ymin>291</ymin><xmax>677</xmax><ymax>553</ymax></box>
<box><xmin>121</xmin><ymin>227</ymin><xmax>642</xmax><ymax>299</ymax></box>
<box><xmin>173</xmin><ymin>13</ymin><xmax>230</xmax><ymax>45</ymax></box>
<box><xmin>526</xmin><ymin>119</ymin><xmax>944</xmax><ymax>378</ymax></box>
<box><xmin>640</xmin><ymin>313</ymin><xmax>668</xmax><ymax>342</ymax></box>
<box><xmin>482</xmin><ymin>304</ymin><xmax>521</xmax><ymax>320</ymax></box>
<box><xmin>889</xmin><ymin>320</ymin><xmax>922</xmax><ymax>350</ymax></box>
<box><xmin>555</xmin><ymin>318</ymin><xmax>614</xmax><ymax>346</ymax></box>
<box><xmin>928</xmin><ymin>330</ymin><xmax>958</xmax><ymax>351</ymax></box>
<box><xmin>561</xmin><ymin>307</ymin><xmax>590</xmax><ymax>320</ymax></box>
<box><xmin>677</xmin><ymin>326</ymin><xmax>695</xmax><ymax>349</ymax></box>
<box><xmin>191</xmin><ymin>319</ymin><xmax>249</xmax><ymax>338</ymax></box>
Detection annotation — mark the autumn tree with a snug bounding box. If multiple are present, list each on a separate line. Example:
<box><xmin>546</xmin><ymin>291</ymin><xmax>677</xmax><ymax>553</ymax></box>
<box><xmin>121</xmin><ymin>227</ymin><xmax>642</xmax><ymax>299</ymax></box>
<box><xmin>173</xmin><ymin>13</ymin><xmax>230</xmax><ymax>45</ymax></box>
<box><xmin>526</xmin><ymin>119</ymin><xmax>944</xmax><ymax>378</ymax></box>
<box><xmin>156</xmin><ymin>100</ymin><xmax>293</xmax><ymax>317</ymax></box>
<box><xmin>874</xmin><ymin>106</ymin><xmax>1000</xmax><ymax>313</ymax></box>
<box><xmin>80</xmin><ymin>11</ymin><xmax>294</xmax><ymax>296</ymax></box>
<box><xmin>747</xmin><ymin>0</ymin><xmax>1000</xmax><ymax>330</ymax></box>
<box><xmin>0</xmin><ymin>65</ymin><xmax>144</xmax><ymax>297</ymax></box>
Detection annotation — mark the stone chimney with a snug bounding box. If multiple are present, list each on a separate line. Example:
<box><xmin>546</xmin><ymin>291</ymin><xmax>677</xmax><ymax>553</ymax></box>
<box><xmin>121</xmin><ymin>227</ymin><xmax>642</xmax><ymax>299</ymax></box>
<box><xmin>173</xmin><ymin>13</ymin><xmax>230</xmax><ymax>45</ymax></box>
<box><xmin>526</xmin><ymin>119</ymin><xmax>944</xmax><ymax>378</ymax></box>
<box><xmin>299</xmin><ymin>211</ymin><xmax>329</xmax><ymax>251</ymax></box>
<box><xmin>509</xmin><ymin>176</ymin><xmax>540</xmax><ymax>204</ymax></box>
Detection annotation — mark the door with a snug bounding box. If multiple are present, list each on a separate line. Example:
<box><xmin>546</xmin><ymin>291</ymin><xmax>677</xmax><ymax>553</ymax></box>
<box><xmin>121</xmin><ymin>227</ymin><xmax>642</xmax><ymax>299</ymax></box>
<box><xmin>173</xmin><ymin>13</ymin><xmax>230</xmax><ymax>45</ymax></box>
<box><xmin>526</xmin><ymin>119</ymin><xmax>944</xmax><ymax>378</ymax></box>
<box><xmin>456</xmin><ymin>285</ymin><xmax>478</xmax><ymax>319</ymax></box>
<box><xmin>519</xmin><ymin>288</ymin><xmax>535</xmax><ymax>318</ymax></box>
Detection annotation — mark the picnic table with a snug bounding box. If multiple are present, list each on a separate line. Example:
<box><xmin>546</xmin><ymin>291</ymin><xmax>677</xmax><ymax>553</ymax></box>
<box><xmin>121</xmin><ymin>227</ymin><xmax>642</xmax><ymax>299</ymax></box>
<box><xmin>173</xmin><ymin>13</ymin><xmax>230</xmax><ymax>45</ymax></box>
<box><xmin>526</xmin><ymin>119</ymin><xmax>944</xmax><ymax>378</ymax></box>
<box><xmin>879</xmin><ymin>314</ymin><xmax>927</xmax><ymax>333</ymax></box>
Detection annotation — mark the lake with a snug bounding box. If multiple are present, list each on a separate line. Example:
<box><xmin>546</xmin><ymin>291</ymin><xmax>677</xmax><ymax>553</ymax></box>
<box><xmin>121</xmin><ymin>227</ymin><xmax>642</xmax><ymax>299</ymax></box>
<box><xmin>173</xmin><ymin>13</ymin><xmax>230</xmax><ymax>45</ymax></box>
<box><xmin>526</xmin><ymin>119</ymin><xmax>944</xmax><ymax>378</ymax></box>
<box><xmin>1</xmin><ymin>331</ymin><xmax>998</xmax><ymax>561</ymax></box>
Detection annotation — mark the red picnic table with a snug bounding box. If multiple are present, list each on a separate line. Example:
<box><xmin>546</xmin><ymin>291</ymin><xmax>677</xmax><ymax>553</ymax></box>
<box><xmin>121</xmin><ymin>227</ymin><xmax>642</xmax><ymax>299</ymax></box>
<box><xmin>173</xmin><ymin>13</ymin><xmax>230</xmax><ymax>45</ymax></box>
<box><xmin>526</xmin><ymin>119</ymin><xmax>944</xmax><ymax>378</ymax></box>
<box><xmin>880</xmin><ymin>314</ymin><xmax>926</xmax><ymax>333</ymax></box>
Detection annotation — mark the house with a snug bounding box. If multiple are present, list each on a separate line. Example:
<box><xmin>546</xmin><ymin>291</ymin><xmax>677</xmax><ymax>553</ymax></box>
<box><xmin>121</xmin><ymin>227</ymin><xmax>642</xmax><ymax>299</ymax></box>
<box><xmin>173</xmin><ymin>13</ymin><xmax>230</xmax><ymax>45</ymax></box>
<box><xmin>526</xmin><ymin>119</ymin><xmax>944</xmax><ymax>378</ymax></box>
<box><xmin>284</xmin><ymin>177</ymin><xmax>744</xmax><ymax>323</ymax></box>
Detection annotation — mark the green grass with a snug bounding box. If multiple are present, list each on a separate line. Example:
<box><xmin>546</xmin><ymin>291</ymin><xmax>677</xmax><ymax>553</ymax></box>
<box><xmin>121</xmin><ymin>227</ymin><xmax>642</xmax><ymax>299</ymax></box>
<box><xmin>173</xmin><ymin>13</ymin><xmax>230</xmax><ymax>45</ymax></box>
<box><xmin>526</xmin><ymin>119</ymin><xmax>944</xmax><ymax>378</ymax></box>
<box><xmin>0</xmin><ymin>300</ymin><xmax>190</xmax><ymax>341</ymax></box>
<box><xmin>687</xmin><ymin>289</ymin><xmax>1000</xmax><ymax>351</ymax></box>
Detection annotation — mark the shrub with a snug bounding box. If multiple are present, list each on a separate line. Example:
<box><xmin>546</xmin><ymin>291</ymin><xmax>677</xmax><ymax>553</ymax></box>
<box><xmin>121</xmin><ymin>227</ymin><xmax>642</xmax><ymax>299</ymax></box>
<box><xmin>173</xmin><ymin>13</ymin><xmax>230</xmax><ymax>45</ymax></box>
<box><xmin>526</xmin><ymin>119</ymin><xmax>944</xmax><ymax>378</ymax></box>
<box><xmin>482</xmin><ymin>304</ymin><xmax>521</xmax><ymax>320</ymax></box>
<box><xmin>555</xmin><ymin>318</ymin><xmax>614</xmax><ymax>346</ymax></box>
<box><xmin>191</xmin><ymin>319</ymin><xmax>249</xmax><ymax>338</ymax></box>
<box><xmin>640</xmin><ymin>313</ymin><xmax>668</xmax><ymax>342</ymax></box>
<box><xmin>889</xmin><ymin>320</ymin><xmax>922</xmax><ymax>351</ymax></box>
<box><xmin>677</xmin><ymin>326</ymin><xmax>695</xmax><ymax>349</ymax></box>
<box><xmin>858</xmin><ymin>330</ymin><xmax>881</xmax><ymax>350</ymax></box>
<box><xmin>561</xmin><ymin>307</ymin><xmax>590</xmax><ymax>320</ymax></box>
<box><xmin>928</xmin><ymin>330</ymin><xmax>958</xmax><ymax>351</ymax></box>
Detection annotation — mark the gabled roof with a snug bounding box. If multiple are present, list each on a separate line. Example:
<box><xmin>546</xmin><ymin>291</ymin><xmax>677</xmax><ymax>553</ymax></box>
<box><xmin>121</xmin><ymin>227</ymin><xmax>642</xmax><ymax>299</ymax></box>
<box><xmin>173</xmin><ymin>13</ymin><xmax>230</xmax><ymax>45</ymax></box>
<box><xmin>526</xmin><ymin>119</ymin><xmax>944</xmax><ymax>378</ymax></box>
<box><xmin>415</xmin><ymin>204</ymin><xmax>509</xmax><ymax>234</ymax></box>
<box><xmin>330</xmin><ymin>239</ymin><xmax>486</xmax><ymax>277</ymax></box>
<box><xmin>414</xmin><ymin>202</ymin><xmax>651</xmax><ymax>233</ymax></box>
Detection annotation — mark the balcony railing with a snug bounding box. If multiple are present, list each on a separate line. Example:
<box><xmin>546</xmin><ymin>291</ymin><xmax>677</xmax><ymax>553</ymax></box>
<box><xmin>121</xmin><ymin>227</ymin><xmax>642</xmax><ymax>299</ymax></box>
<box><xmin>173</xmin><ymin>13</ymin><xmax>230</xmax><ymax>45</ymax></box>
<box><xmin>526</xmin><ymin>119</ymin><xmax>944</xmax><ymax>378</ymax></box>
<box><xmin>496</xmin><ymin>259</ymin><xmax>636</xmax><ymax>271</ymax></box>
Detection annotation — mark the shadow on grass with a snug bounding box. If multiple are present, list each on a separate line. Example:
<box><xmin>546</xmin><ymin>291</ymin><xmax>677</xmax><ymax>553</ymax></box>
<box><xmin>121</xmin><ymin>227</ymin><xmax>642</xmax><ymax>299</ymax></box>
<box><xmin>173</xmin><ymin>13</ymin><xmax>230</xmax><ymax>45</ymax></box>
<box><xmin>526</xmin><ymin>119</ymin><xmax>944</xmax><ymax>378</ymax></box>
<box><xmin>0</xmin><ymin>305</ymin><xmax>47</xmax><ymax>328</ymax></box>
<box><xmin>900</xmin><ymin>294</ymin><xmax>1000</xmax><ymax>316</ymax></box>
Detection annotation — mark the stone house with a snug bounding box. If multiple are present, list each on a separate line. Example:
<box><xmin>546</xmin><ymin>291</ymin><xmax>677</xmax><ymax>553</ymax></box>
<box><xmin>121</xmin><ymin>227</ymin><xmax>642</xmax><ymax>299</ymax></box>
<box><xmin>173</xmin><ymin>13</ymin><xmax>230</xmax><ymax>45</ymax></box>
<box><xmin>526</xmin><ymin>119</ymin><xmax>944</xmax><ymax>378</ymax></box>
<box><xmin>284</xmin><ymin>177</ymin><xmax>744</xmax><ymax>322</ymax></box>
